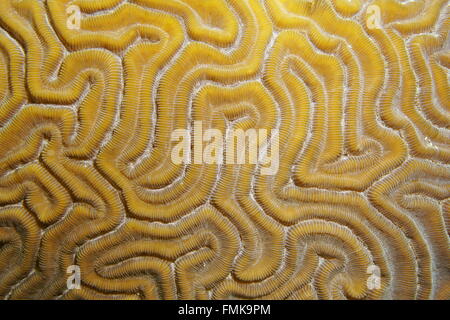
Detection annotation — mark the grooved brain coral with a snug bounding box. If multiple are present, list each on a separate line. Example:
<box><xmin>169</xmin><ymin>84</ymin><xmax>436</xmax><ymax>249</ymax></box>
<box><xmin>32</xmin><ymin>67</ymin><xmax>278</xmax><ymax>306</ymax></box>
<box><xmin>0</xmin><ymin>0</ymin><xmax>449</xmax><ymax>300</ymax></box>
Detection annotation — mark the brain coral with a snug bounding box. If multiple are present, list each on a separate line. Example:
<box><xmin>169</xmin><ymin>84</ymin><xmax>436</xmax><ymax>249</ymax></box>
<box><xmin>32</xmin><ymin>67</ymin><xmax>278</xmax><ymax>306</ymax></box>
<box><xmin>0</xmin><ymin>0</ymin><xmax>449</xmax><ymax>300</ymax></box>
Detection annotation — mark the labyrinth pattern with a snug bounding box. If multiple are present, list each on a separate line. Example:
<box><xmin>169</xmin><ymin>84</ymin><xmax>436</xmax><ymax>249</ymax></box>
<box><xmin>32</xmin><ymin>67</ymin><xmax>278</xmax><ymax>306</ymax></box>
<box><xmin>0</xmin><ymin>0</ymin><xmax>449</xmax><ymax>300</ymax></box>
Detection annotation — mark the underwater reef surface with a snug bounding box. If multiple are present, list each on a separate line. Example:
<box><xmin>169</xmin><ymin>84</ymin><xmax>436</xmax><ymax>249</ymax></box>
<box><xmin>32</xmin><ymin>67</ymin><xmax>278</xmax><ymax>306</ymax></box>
<box><xmin>0</xmin><ymin>0</ymin><xmax>448</xmax><ymax>300</ymax></box>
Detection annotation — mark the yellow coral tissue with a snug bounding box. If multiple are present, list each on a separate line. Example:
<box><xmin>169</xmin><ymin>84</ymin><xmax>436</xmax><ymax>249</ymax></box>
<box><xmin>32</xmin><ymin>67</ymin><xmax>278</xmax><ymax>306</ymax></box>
<box><xmin>0</xmin><ymin>0</ymin><xmax>449</xmax><ymax>301</ymax></box>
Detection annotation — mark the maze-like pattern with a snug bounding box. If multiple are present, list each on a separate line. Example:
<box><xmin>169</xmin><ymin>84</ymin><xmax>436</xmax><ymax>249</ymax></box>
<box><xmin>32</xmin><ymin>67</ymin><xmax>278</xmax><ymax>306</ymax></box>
<box><xmin>0</xmin><ymin>0</ymin><xmax>449</xmax><ymax>300</ymax></box>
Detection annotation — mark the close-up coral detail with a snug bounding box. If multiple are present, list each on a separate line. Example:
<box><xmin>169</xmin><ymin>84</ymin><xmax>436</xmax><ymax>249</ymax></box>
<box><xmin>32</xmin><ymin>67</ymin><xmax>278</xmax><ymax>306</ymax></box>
<box><xmin>0</xmin><ymin>0</ymin><xmax>449</xmax><ymax>300</ymax></box>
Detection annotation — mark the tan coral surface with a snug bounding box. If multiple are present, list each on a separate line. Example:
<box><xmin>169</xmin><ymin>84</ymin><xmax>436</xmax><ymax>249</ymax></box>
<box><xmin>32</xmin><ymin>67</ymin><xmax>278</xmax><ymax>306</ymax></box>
<box><xmin>0</xmin><ymin>0</ymin><xmax>449</xmax><ymax>300</ymax></box>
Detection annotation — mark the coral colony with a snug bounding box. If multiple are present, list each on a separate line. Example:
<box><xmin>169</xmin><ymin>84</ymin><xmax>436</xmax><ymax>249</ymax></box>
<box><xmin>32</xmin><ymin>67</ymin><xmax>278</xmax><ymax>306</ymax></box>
<box><xmin>0</xmin><ymin>0</ymin><xmax>448</xmax><ymax>300</ymax></box>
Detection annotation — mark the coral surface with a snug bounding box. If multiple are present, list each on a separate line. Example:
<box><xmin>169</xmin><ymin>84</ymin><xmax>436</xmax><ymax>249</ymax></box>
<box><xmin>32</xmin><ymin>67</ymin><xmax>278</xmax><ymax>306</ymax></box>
<box><xmin>0</xmin><ymin>0</ymin><xmax>449</xmax><ymax>299</ymax></box>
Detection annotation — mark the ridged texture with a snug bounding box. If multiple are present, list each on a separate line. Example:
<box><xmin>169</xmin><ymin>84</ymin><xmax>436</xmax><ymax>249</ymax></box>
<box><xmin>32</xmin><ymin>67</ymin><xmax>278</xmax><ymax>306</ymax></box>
<box><xmin>0</xmin><ymin>0</ymin><xmax>448</xmax><ymax>300</ymax></box>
